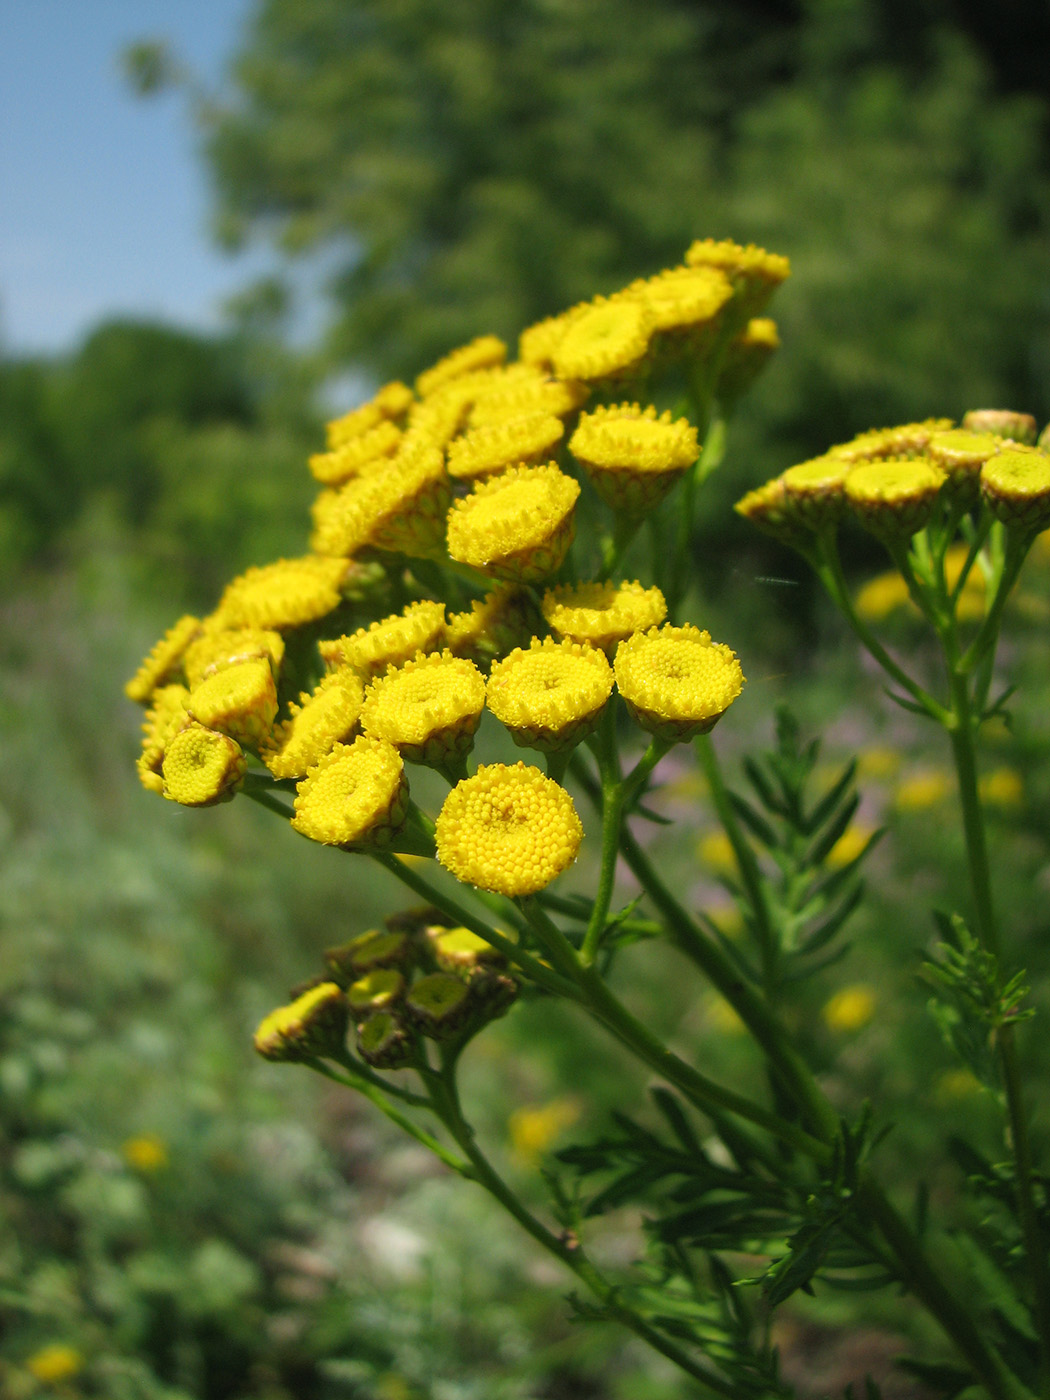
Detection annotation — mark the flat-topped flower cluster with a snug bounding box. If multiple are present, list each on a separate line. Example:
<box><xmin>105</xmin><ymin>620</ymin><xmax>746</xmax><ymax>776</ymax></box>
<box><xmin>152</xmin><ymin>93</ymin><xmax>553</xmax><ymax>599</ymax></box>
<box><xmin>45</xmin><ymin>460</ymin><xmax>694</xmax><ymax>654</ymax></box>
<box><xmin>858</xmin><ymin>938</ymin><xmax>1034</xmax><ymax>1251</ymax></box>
<box><xmin>126</xmin><ymin>238</ymin><xmax>783</xmax><ymax>898</ymax></box>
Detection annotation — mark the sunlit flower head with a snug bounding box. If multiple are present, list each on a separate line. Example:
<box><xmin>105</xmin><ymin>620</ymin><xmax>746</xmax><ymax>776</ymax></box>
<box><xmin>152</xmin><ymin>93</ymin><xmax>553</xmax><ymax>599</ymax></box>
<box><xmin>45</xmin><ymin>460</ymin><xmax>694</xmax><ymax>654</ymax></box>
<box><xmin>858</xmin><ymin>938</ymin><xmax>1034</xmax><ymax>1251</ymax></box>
<box><xmin>446</xmin><ymin>412</ymin><xmax>566</xmax><ymax>480</ymax></box>
<box><xmin>309</xmin><ymin>418</ymin><xmax>403</xmax><ymax>486</ymax></box>
<box><xmin>487</xmin><ymin>637</ymin><xmax>613</xmax><ymax>752</ymax></box>
<box><xmin>614</xmin><ymin>624</ymin><xmax>745</xmax><ymax>741</ymax></box>
<box><xmin>542</xmin><ymin>579</ymin><xmax>667</xmax><ymax>652</ymax></box>
<box><xmin>122</xmin><ymin>1133</ymin><xmax>169</xmax><ymax>1172</ymax></box>
<box><xmin>162</xmin><ymin>722</ymin><xmax>246</xmax><ymax>806</ymax></box>
<box><xmin>926</xmin><ymin>430</ymin><xmax>1001</xmax><ymax>496</ymax></box>
<box><xmin>137</xmin><ymin>683</ymin><xmax>191</xmax><ymax>793</ymax></box>
<box><xmin>292</xmin><ymin>736</ymin><xmax>409</xmax><ymax>848</ymax></box>
<box><xmin>187</xmin><ymin>657</ymin><xmax>278</xmax><ymax>748</ymax></box>
<box><xmin>446</xmin><ymin>463</ymin><xmax>580</xmax><ymax>583</ymax></box>
<box><xmin>326</xmin><ymin>380</ymin><xmax>414</xmax><ymax>450</ymax></box>
<box><xmin>254</xmin><ymin>981</ymin><xmax>348</xmax><ymax>1061</ymax></box>
<box><xmin>961</xmin><ymin>409</ymin><xmax>1037</xmax><ymax>445</ymax></box>
<box><xmin>320</xmin><ymin>600</ymin><xmax>446</xmax><ymax>680</ymax></box>
<box><xmin>125</xmin><ymin>614</ymin><xmax>200</xmax><ymax>704</ymax></box>
<box><xmin>822</xmin><ymin>984</ymin><xmax>876</xmax><ymax>1033</ymax></box>
<box><xmin>263</xmin><ymin>669</ymin><xmax>365</xmax><ymax>780</ymax></box>
<box><xmin>830</xmin><ymin>419</ymin><xmax>954</xmax><ymax>463</ymax></box>
<box><xmin>416</xmin><ymin>334</ymin><xmax>507</xmax><ymax>398</ymax></box>
<box><xmin>311</xmin><ymin>443</ymin><xmax>451</xmax><ymax>559</ymax></box>
<box><xmin>467</xmin><ymin>373</ymin><xmax>588</xmax><ymax>427</ymax></box>
<box><xmin>734</xmin><ymin>477</ymin><xmax>808</xmax><ymax>543</ymax></box>
<box><xmin>980</xmin><ymin>447</ymin><xmax>1050</xmax><ymax>531</ymax></box>
<box><xmin>216</xmin><ymin>555</ymin><xmax>349</xmax><ymax>630</ymax></box>
<box><xmin>436</xmin><ymin>762</ymin><xmax>583</xmax><ymax>895</ymax></box>
<box><xmin>844</xmin><ymin>457</ymin><xmax>946</xmax><ymax>536</ymax></box>
<box><xmin>551</xmin><ymin>298</ymin><xmax>654</xmax><ymax>383</ymax></box>
<box><xmin>683</xmin><ymin>238</ymin><xmax>790</xmax><ymax>318</ymax></box>
<box><xmin>183</xmin><ymin>626</ymin><xmax>285</xmax><ymax>689</ymax></box>
<box><xmin>360</xmin><ymin>651</ymin><xmax>486</xmax><ymax>765</ymax></box>
<box><xmin>619</xmin><ymin>264</ymin><xmax>733</xmax><ymax>337</ymax></box>
<box><xmin>569</xmin><ymin>403</ymin><xmax>699</xmax><ymax>513</ymax></box>
<box><xmin>780</xmin><ymin>455</ymin><xmax>851</xmax><ymax>527</ymax></box>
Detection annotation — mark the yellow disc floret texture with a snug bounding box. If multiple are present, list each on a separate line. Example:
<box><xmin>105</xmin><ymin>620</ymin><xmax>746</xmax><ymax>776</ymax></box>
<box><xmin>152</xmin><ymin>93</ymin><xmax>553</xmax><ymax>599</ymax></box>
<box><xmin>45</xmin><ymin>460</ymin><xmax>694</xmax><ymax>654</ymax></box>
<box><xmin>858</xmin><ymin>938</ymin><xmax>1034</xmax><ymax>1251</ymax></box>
<box><xmin>360</xmin><ymin>651</ymin><xmax>486</xmax><ymax>764</ymax></box>
<box><xmin>162</xmin><ymin>722</ymin><xmax>246</xmax><ymax>806</ymax></box>
<box><xmin>292</xmin><ymin>736</ymin><xmax>409</xmax><ymax>847</ymax></box>
<box><xmin>487</xmin><ymin>638</ymin><xmax>613</xmax><ymax>751</ymax></box>
<box><xmin>216</xmin><ymin>556</ymin><xmax>348</xmax><ymax>630</ymax></box>
<box><xmin>614</xmin><ymin>624</ymin><xmax>745</xmax><ymax>741</ymax></box>
<box><xmin>447</xmin><ymin>463</ymin><xmax>580</xmax><ymax>583</ymax></box>
<box><xmin>542</xmin><ymin>580</ymin><xmax>667</xmax><ymax>651</ymax></box>
<box><xmin>436</xmin><ymin>763</ymin><xmax>583</xmax><ymax>895</ymax></box>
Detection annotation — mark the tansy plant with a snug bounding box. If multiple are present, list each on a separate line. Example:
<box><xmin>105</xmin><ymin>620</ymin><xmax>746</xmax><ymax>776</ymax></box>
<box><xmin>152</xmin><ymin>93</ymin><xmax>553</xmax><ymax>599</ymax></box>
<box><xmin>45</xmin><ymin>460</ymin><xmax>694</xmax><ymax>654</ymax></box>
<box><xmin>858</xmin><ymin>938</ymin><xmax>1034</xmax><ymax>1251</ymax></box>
<box><xmin>128</xmin><ymin>239</ymin><xmax>1050</xmax><ymax>1398</ymax></box>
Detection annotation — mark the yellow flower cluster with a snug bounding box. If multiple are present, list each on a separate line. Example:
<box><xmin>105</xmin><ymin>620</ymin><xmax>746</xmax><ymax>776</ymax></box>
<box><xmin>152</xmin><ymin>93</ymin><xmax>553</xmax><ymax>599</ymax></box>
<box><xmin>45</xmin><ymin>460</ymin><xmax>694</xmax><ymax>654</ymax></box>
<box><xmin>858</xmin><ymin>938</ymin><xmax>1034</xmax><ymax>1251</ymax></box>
<box><xmin>128</xmin><ymin>238</ymin><xmax>778</xmax><ymax>899</ymax></box>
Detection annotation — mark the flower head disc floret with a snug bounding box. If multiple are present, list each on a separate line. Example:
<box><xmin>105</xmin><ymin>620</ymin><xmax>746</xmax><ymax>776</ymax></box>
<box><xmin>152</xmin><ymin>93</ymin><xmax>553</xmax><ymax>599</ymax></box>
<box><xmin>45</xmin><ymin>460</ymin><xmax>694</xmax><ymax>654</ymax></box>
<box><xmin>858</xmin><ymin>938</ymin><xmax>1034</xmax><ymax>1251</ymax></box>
<box><xmin>447</xmin><ymin>463</ymin><xmax>580</xmax><ymax>583</ymax></box>
<box><xmin>162</xmin><ymin>722</ymin><xmax>246</xmax><ymax>806</ymax></box>
<box><xmin>551</xmin><ymin>299</ymin><xmax>654</xmax><ymax>383</ymax></box>
<box><xmin>487</xmin><ymin>637</ymin><xmax>613</xmax><ymax>752</ymax></box>
<box><xmin>569</xmin><ymin>404</ymin><xmax>699</xmax><ymax>513</ymax></box>
<box><xmin>125</xmin><ymin>615</ymin><xmax>201</xmax><ymax>704</ymax></box>
<box><xmin>446</xmin><ymin>412</ymin><xmax>566</xmax><ymax>480</ymax></box>
<box><xmin>320</xmin><ymin>600</ymin><xmax>446</xmax><ymax>679</ymax></box>
<box><xmin>137</xmin><ymin>683</ymin><xmax>191</xmax><ymax>792</ymax></box>
<box><xmin>292</xmin><ymin>736</ymin><xmax>409</xmax><ymax>848</ymax></box>
<box><xmin>436</xmin><ymin>762</ymin><xmax>583</xmax><ymax>895</ymax></box>
<box><xmin>844</xmin><ymin>457</ymin><xmax>947</xmax><ymax>537</ymax></box>
<box><xmin>614</xmin><ymin>624</ymin><xmax>744</xmax><ymax>741</ymax></box>
<box><xmin>263</xmin><ymin>669</ymin><xmax>365</xmax><ymax>780</ymax></box>
<box><xmin>188</xmin><ymin>657</ymin><xmax>278</xmax><ymax>749</ymax></box>
<box><xmin>216</xmin><ymin>556</ymin><xmax>349</xmax><ymax>630</ymax></box>
<box><xmin>416</xmin><ymin>335</ymin><xmax>508</xmax><ymax>399</ymax></box>
<box><xmin>541</xmin><ymin>580</ymin><xmax>667</xmax><ymax>652</ymax></box>
<box><xmin>311</xmin><ymin>444</ymin><xmax>450</xmax><ymax>559</ymax></box>
<box><xmin>183</xmin><ymin>626</ymin><xmax>285</xmax><ymax>689</ymax></box>
<box><xmin>980</xmin><ymin>447</ymin><xmax>1050</xmax><ymax>530</ymax></box>
<box><xmin>360</xmin><ymin>651</ymin><xmax>486</xmax><ymax>765</ymax></box>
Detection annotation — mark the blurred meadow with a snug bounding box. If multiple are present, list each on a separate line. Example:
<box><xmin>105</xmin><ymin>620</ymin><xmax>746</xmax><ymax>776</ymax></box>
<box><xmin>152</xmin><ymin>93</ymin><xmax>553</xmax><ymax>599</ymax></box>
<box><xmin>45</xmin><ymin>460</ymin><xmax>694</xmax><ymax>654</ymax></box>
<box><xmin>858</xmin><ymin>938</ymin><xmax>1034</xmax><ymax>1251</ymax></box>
<box><xmin>4</xmin><ymin>1</ymin><xmax>1050</xmax><ymax>1396</ymax></box>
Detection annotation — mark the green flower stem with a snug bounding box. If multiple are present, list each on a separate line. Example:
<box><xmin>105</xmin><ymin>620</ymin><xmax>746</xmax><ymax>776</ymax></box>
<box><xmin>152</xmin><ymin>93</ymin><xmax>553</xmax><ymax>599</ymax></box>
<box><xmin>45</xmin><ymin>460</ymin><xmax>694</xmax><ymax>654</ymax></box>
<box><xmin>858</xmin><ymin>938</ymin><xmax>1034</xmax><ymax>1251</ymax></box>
<box><xmin>958</xmin><ymin>529</ymin><xmax>1032</xmax><ymax>678</ymax></box>
<box><xmin>368</xmin><ymin>850</ymin><xmax>579</xmax><ymax>1001</ymax></box>
<box><xmin>948</xmin><ymin>513</ymin><xmax>994</xmax><ymax>610</ymax></box>
<box><xmin>944</xmin><ymin>666</ymin><xmax>1050</xmax><ymax>1392</ymax></box>
<box><xmin>305</xmin><ymin>1058</ymin><xmax>469</xmax><ymax>1175</ymax></box>
<box><xmin>666</xmin><ymin>401</ymin><xmax>721</xmax><ymax>622</ymax></box>
<box><xmin>599</xmin><ymin>512</ymin><xmax>644</xmax><ymax>581</ymax></box>
<box><xmin>328</xmin><ymin>1048</ymin><xmax>432</xmax><ymax>1109</ymax></box>
<box><xmin>421</xmin><ymin>1068</ymin><xmax>745</xmax><ymax>1399</ymax></box>
<box><xmin>519</xmin><ymin>896</ymin><xmax>830</xmax><ymax>1162</ymax></box>
<box><xmin>813</xmin><ymin>533</ymin><xmax>949</xmax><ymax>723</ymax></box>
<box><xmin>241</xmin><ymin>779</ymin><xmax>294</xmax><ymax>819</ymax></box>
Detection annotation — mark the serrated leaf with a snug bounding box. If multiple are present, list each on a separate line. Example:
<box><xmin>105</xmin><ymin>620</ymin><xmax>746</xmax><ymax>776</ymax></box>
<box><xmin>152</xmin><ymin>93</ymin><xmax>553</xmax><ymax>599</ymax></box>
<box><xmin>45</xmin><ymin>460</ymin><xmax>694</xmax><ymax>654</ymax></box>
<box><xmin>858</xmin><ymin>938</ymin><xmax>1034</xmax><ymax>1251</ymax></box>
<box><xmin>802</xmin><ymin>759</ymin><xmax>857</xmax><ymax>837</ymax></box>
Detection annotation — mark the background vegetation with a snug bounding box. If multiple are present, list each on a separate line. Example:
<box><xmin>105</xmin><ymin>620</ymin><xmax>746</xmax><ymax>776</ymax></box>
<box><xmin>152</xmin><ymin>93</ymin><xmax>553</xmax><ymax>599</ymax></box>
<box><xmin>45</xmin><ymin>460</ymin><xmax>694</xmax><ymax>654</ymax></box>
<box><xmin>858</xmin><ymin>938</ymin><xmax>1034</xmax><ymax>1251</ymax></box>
<box><xmin>4</xmin><ymin>0</ymin><xmax>1050</xmax><ymax>1393</ymax></box>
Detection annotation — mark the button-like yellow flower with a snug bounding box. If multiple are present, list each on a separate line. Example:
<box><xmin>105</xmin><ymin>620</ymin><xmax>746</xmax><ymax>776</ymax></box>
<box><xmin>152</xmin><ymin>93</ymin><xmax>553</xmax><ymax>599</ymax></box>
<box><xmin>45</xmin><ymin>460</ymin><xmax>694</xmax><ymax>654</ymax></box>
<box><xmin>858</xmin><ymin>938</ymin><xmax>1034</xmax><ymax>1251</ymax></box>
<box><xmin>618</xmin><ymin>265</ymin><xmax>734</xmax><ymax>338</ymax></box>
<box><xmin>830</xmin><ymin>419</ymin><xmax>955</xmax><ymax>463</ymax></box>
<box><xmin>927</xmin><ymin>430</ymin><xmax>1001</xmax><ymax>496</ymax></box>
<box><xmin>416</xmin><ymin>334</ymin><xmax>507</xmax><ymax>398</ymax></box>
<box><xmin>360</xmin><ymin>651</ymin><xmax>486</xmax><ymax>765</ymax></box>
<box><xmin>188</xmin><ymin>657</ymin><xmax>278</xmax><ymax>748</ymax></box>
<box><xmin>162</xmin><ymin>722</ymin><xmax>246</xmax><ymax>806</ymax></box>
<box><xmin>122</xmin><ymin>1133</ymin><xmax>169</xmax><ymax>1172</ymax></box>
<box><xmin>487</xmin><ymin>637</ymin><xmax>613</xmax><ymax>752</ymax></box>
<box><xmin>467</xmin><ymin>372</ymin><xmax>588</xmax><ymax>426</ymax></box>
<box><xmin>263</xmin><ymin>669</ymin><xmax>365</xmax><ymax>780</ymax></box>
<box><xmin>551</xmin><ymin>297</ymin><xmax>654</xmax><ymax>383</ymax></box>
<box><xmin>436</xmin><ymin>762</ymin><xmax>583</xmax><ymax>895</ymax></box>
<box><xmin>309</xmin><ymin>418</ymin><xmax>403</xmax><ymax>485</ymax></box>
<box><xmin>446</xmin><ymin>411</ymin><xmax>566</xmax><ymax>480</ymax></box>
<box><xmin>614</xmin><ymin>624</ymin><xmax>744</xmax><ymax>741</ymax></box>
<box><xmin>183</xmin><ymin>626</ymin><xmax>285</xmax><ymax>689</ymax></box>
<box><xmin>542</xmin><ymin>579</ymin><xmax>667</xmax><ymax>652</ymax></box>
<box><xmin>125</xmin><ymin>614</ymin><xmax>200</xmax><ymax>704</ymax></box>
<box><xmin>137</xmin><ymin>683</ymin><xmax>191</xmax><ymax>793</ymax></box>
<box><xmin>734</xmin><ymin>477</ymin><xmax>809</xmax><ymax>544</ymax></box>
<box><xmin>446</xmin><ymin>463</ymin><xmax>580</xmax><ymax>583</ymax></box>
<box><xmin>320</xmin><ymin>600</ymin><xmax>446</xmax><ymax>679</ymax></box>
<box><xmin>216</xmin><ymin>555</ymin><xmax>349</xmax><ymax>630</ymax></box>
<box><xmin>780</xmin><ymin>455</ymin><xmax>851</xmax><ymax>527</ymax></box>
<box><xmin>844</xmin><ymin>457</ymin><xmax>947</xmax><ymax>537</ymax></box>
<box><xmin>683</xmin><ymin>238</ymin><xmax>790</xmax><ymax>317</ymax></box>
<box><xmin>961</xmin><ymin>409</ymin><xmax>1037</xmax><ymax>444</ymax></box>
<box><xmin>570</xmin><ymin>403</ymin><xmax>699</xmax><ymax>514</ymax></box>
<box><xmin>326</xmin><ymin>381</ymin><xmax>413</xmax><ymax>449</ymax></box>
<box><xmin>980</xmin><ymin>447</ymin><xmax>1050</xmax><ymax>530</ymax></box>
<box><xmin>292</xmin><ymin>736</ymin><xmax>409</xmax><ymax>847</ymax></box>
<box><xmin>254</xmin><ymin>981</ymin><xmax>348</xmax><ymax>1061</ymax></box>
<box><xmin>311</xmin><ymin>444</ymin><xmax>451</xmax><ymax>559</ymax></box>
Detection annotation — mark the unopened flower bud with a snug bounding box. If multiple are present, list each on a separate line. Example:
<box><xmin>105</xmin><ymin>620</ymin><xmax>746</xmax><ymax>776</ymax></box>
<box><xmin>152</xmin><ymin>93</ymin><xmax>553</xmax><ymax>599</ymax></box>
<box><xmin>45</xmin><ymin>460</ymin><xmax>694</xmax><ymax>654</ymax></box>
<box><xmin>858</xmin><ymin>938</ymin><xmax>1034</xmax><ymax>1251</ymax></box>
<box><xmin>433</xmin><ymin>926</ymin><xmax>506</xmax><ymax>975</ymax></box>
<box><xmin>254</xmin><ymin>982</ymin><xmax>348</xmax><ymax>1062</ymax></box>
<box><xmin>404</xmin><ymin>972</ymin><xmax>472</xmax><ymax>1038</ymax></box>
<box><xmin>962</xmin><ymin>409</ymin><xmax>1037</xmax><ymax>445</ymax></box>
<box><xmin>346</xmin><ymin>968</ymin><xmax>406</xmax><ymax>1016</ymax></box>
<box><xmin>780</xmin><ymin>456</ymin><xmax>850</xmax><ymax>528</ymax></box>
<box><xmin>357</xmin><ymin>1010</ymin><xmax>414</xmax><ymax>1068</ymax></box>
<box><xmin>326</xmin><ymin>927</ymin><xmax>415</xmax><ymax>983</ymax></box>
<box><xmin>980</xmin><ymin>448</ymin><xmax>1050</xmax><ymax>531</ymax></box>
<box><xmin>843</xmin><ymin>458</ymin><xmax>946</xmax><ymax>537</ymax></box>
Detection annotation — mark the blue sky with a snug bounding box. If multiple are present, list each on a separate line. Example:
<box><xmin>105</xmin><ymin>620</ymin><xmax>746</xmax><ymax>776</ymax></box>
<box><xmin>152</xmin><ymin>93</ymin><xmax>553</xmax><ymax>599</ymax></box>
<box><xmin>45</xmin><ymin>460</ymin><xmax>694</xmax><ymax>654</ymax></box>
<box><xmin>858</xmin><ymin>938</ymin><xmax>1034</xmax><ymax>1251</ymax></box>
<box><xmin>0</xmin><ymin>0</ymin><xmax>273</xmax><ymax>356</ymax></box>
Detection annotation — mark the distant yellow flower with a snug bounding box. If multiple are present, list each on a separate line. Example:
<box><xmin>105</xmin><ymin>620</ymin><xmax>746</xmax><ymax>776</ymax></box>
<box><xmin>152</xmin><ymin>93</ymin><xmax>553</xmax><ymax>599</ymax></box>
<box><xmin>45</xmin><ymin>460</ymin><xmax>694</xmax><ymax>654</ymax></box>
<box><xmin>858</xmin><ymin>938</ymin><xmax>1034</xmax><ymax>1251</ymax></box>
<box><xmin>614</xmin><ymin>624</ymin><xmax>744</xmax><ymax>742</ymax></box>
<box><xmin>436</xmin><ymin>762</ymin><xmax>583</xmax><ymax>895</ymax></box>
<box><xmin>125</xmin><ymin>614</ymin><xmax>200</xmax><ymax>704</ymax></box>
<box><xmin>26</xmin><ymin>1344</ymin><xmax>84</xmax><ymax>1385</ymax></box>
<box><xmin>855</xmin><ymin>571</ymin><xmax>912</xmax><ymax>621</ymax></box>
<box><xmin>943</xmin><ymin>543</ymin><xmax>987</xmax><ymax>621</ymax></box>
<box><xmin>697</xmin><ymin>829</ymin><xmax>736</xmax><ymax>873</ymax></box>
<box><xmin>254</xmin><ymin>982</ymin><xmax>348</xmax><ymax>1061</ymax></box>
<box><xmin>979</xmin><ymin>767</ymin><xmax>1024</xmax><ymax>808</ymax></box>
<box><xmin>263</xmin><ymin>669</ymin><xmax>365</xmax><ymax>780</ymax></box>
<box><xmin>980</xmin><ymin>447</ymin><xmax>1050</xmax><ymax>530</ymax></box>
<box><xmin>122</xmin><ymin>1134</ymin><xmax>169</xmax><ymax>1172</ymax></box>
<box><xmin>416</xmin><ymin>334</ymin><xmax>507</xmax><ymax>398</ymax></box>
<box><xmin>216</xmin><ymin>555</ymin><xmax>349</xmax><ymax>630</ymax></box>
<box><xmin>187</xmin><ymin>657</ymin><xmax>278</xmax><ymax>748</ymax></box>
<box><xmin>162</xmin><ymin>723</ymin><xmax>246</xmax><ymax>806</ymax></box>
<box><xmin>895</xmin><ymin>769</ymin><xmax>952</xmax><ymax>811</ymax></box>
<box><xmin>826</xmin><ymin>824</ymin><xmax>876</xmax><ymax>868</ymax></box>
<box><xmin>309</xmin><ymin>418</ymin><xmax>403</xmax><ymax>485</ymax></box>
<box><xmin>183</xmin><ymin>626</ymin><xmax>285</xmax><ymax>689</ymax></box>
<box><xmin>708</xmin><ymin>996</ymin><xmax>747</xmax><ymax>1035</ymax></box>
<box><xmin>326</xmin><ymin>380</ymin><xmax>413</xmax><ymax>449</ymax></box>
<box><xmin>541</xmin><ymin>579</ymin><xmax>667</xmax><ymax>652</ymax></box>
<box><xmin>446</xmin><ymin>463</ymin><xmax>580</xmax><ymax>583</ymax></box>
<box><xmin>292</xmin><ymin>737</ymin><xmax>409</xmax><ymax>848</ymax></box>
<box><xmin>321</xmin><ymin>600</ymin><xmax>446</xmax><ymax>680</ymax></box>
<box><xmin>569</xmin><ymin>404</ymin><xmax>700</xmax><ymax>513</ymax></box>
<box><xmin>822</xmin><ymin>984</ymin><xmax>876</xmax><ymax>1032</ymax></box>
<box><xmin>487</xmin><ymin>637</ymin><xmax>614</xmax><ymax>752</ymax></box>
<box><xmin>844</xmin><ymin>458</ymin><xmax>947</xmax><ymax>536</ymax></box>
<box><xmin>551</xmin><ymin>298</ymin><xmax>654</xmax><ymax>383</ymax></box>
<box><xmin>934</xmin><ymin>1067</ymin><xmax>982</xmax><ymax>1102</ymax></box>
<box><xmin>856</xmin><ymin>747</ymin><xmax>902</xmax><ymax>780</ymax></box>
<box><xmin>446</xmin><ymin>411</ymin><xmax>565</xmax><ymax>480</ymax></box>
<box><xmin>360</xmin><ymin>651</ymin><xmax>486</xmax><ymax>765</ymax></box>
<box><xmin>509</xmin><ymin>1097</ymin><xmax>580</xmax><ymax>1163</ymax></box>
